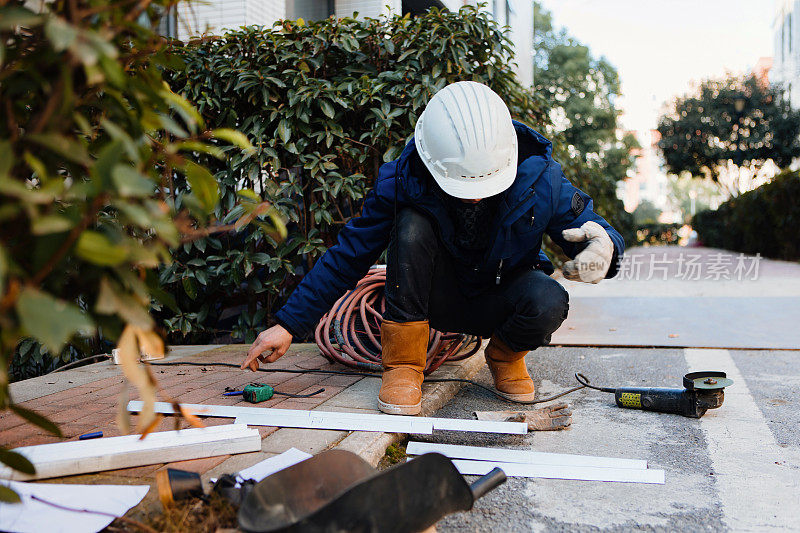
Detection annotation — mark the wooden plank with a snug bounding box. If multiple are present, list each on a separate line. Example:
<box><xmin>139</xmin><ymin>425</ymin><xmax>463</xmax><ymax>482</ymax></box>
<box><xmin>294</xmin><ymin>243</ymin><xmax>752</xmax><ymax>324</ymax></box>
<box><xmin>0</xmin><ymin>425</ymin><xmax>261</xmax><ymax>481</ymax></box>
<box><xmin>129</xmin><ymin>401</ymin><xmax>527</xmax><ymax>435</ymax></box>
<box><xmin>233</xmin><ymin>415</ymin><xmax>433</xmax><ymax>434</ymax></box>
<box><xmin>406</xmin><ymin>441</ymin><xmax>648</xmax><ymax>469</ymax></box>
<box><xmin>452</xmin><ymin>459</ymin><xmax>665</xmax><ymax>484</ymax></box>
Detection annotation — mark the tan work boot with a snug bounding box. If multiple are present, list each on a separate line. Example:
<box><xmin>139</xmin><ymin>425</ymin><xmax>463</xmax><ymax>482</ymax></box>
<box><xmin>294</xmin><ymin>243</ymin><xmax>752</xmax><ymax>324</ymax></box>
<box><xmin>378</xmin><ymin>320</ymin><xmax>429</xmax><ymax>415</ymax></box>
<box><xmin>484</xmin><ymin>336</ymin><xmax>536</xmax><ymax>402</ymax></box>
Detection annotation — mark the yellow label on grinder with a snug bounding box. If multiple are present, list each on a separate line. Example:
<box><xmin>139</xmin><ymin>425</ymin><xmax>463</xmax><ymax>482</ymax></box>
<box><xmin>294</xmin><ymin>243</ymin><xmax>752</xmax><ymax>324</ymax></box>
<box><xmin>619</xmin><ymin>392</ymin><xmax>642</xmax><ymax>408</ymax></box>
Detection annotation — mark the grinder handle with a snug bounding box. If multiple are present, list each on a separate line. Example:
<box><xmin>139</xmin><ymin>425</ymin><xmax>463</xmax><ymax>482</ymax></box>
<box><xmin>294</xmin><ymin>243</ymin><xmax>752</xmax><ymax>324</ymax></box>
<box><xmin>469</xmin><ymin>467</ymin><xmax>507</xmax><ymax>500</ymax></box>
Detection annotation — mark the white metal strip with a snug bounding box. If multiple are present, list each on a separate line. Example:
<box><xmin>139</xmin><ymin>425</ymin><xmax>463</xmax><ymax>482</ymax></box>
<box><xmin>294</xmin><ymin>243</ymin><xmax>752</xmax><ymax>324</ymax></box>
<box><xmin>406</xmin><ymin>441</ymin><xmax>648</xmax><ymax>469</ymax></box>
<box><xmin>7</xmin><ymin>425</ymin><xmax>254</xmax><ymax>463</ymax></box>
<box><xmin>1</xmin><ymin>426</ymin><xmax>261</xmax><ymax>481</ymax></box>
<box><xmin>452</xmin><ymin>459</ymin><xmax>665</xmax><ymax>484</ymax></box>
<box><xmin>423</xmin><ymin>417</ymin><xmax>527</xmax><ymax>434</ymax></box>
<box><xmin>233</xmin><ymin>415</ymin><xmax>433</xmax><ymax>434</ymax></box>
<box><xmin>129</xmin><ymin>401</ymin><xmax>526</xmax><ymax>434</ymax></box>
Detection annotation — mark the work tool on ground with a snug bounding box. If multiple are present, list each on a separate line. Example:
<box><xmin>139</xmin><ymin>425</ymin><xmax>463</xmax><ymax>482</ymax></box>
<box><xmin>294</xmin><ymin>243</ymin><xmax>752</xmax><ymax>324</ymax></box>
<box><xmin>156</xmin><ymin>468</ymin><xmax>204</xmax><ymax>507</ymax></box>
<box><xmin>242</xmin><ymin>383</ymin><xmax>276</xmax><ymax>403</ymax></box>
<box><xmin>475</xmin><ymin>402</ymin><xmax>573</xmax><ymax>431</ymax></box>
<box><xmin>237</xmin><ymin>449</ymin><xmax>506</xmax><ymax>533</ymax></box>
<box><xmin>576</xmin><ymin>371</ymin><xmax>733</xmax><ymax>418</ymax></box>
<box><xmin>221</xmin><ymin>384</ymin><xmax>325</xmax><ymax>401</ymax></box>
<box><xmin>156</xmin><ymin>467</ymin><xmax>256</xmax><ymax>508</ymax></box>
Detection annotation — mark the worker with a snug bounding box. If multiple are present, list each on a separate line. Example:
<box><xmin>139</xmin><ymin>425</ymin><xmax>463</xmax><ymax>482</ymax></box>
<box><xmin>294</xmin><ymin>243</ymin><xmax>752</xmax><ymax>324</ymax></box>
<box><xmin>241</xmin><ymin>81</ymin><xmax>624</xmax><ymax>415</ymax></box>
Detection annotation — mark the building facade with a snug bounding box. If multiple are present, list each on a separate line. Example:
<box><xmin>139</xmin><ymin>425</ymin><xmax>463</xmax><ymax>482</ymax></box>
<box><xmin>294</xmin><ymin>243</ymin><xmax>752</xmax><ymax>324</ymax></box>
<box><xmin>772</xmin><ymin>0</ymin><xmax>800</xmax><ymax>104</ymax></box>
<box><xmin>170</xmin><ymin>0</ymin><xmax>533</xmax><ymax>87</ymax></box>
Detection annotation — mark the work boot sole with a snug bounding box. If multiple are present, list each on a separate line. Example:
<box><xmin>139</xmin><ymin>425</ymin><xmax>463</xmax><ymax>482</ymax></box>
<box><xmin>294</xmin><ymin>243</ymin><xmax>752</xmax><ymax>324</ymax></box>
<box><xmin>493</xmin><ymin>388</ymin><xmax>537</xmax><ymax>403</ymax></box>
<box><xmin>378</xmin><ymin>398</ymin><xmax>422</xmax><ymax>416</ymax></box>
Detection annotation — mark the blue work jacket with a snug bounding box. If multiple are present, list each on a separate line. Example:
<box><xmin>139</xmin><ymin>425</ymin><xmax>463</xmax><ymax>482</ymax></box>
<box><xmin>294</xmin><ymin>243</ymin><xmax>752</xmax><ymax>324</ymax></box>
<box><xmin>275</xmin><ymin>121</ymin><xmax>625</xmax><ymax>338</ymax></box>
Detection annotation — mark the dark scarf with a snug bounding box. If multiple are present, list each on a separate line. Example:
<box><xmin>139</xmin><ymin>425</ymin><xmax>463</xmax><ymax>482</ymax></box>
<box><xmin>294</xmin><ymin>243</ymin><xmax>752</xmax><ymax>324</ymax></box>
<box><xmin>433</xmin><ymin>182</ymin><xmax>502</xmax><ymax>258</ymax></box>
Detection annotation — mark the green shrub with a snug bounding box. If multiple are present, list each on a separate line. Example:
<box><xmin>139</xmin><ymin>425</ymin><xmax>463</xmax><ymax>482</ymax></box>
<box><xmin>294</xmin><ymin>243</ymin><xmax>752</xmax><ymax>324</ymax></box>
<box><xmin>692</xmin><ymin>171</ymin><xmax>800</xmax><ymax>260</ymax></box>
<box><xmin>0</xmin><ymin>0</ymin><xmax>271</xmax><ymax>491</ymax></box>
<box><xmin>636</xmin><ymin>223</ymin><xmax>682</xmax><ymax>246</ymax></box>
<box><xmin>161</xmin><ymin>7</ymin><xmax>632</xmax><ymax>342</ymax></box>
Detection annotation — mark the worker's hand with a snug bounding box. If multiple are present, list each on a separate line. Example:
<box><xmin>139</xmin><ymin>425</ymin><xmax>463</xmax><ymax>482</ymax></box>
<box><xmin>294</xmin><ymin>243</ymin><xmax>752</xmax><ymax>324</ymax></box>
<box><xmin>561</xmin><ymin>221</ymin><xmax>614</xmax><ymax>284</ymax></box>
<box><xmin>241</xmin><ymin>324</ymin><xmax>293</xmax><ymax>371</ymax></box>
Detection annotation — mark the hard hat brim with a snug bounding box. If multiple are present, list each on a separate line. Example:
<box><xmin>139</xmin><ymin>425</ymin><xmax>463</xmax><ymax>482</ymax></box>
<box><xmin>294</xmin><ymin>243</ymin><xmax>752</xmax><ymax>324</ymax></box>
<box><xmin>428</xmin><ymin>162</ymin><xmax>517</xmax><ymax>199</ymax></box>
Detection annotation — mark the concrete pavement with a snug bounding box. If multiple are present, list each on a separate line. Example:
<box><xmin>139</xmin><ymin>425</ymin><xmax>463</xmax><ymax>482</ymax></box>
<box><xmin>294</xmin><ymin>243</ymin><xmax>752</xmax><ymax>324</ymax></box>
<box><xmin>429</xmin><ymin>247</ymin><xmax>800</xmax><ymax>532</ymax></box>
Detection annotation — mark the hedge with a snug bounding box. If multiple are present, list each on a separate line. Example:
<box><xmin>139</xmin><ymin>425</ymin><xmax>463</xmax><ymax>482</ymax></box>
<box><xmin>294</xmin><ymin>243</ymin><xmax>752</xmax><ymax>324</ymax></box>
<box><xmin>636</xmin><ymin>223</ymin><xmax>682</xmax><ymax>246</ymax></box>
<box><xmin>159</xmin><ymin>9</ymin><xmax>519</xmax><ymax>342</ymax></box>
<box><xmin>692</xmin><ymin>171</ymin><xmax>800</xmax><ymax>260</ymax></box>
<box><xmin>158</xmin><ymin>7</ymin><xmax>634</xmax><ymax>344</ymax></box>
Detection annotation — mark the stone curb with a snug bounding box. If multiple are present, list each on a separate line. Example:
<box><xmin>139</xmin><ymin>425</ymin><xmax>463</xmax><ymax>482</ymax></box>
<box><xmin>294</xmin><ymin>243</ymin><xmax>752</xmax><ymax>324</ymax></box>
<box><xmin>332</xmin><ymin>347</ymin><xmax>486</xmax><ymax>466</ymax></box>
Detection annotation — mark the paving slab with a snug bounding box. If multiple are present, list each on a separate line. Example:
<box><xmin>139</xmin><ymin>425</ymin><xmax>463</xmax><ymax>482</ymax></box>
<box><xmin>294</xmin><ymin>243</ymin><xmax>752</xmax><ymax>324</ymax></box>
<box><xmin>552</xmin><ymin>296</ymin><xmax>799</xmax><ymax>349</ymax></box>
<box><xmin>553</xmin><ymin>247</ymin><xmax>800</xmax><ymax>350</ymax></box>
<box><xmin>2</xmin><ymin>341</ymin><xmax>486</xmax><ymax>518</ymax></box>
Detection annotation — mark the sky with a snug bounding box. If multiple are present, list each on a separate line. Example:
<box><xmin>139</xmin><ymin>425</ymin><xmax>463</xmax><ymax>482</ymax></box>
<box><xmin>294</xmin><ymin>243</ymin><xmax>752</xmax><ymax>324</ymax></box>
<box><xmin>537</xmin><ymin>0</ymin><xmax>775</xmax><ymax>132</ymax></box>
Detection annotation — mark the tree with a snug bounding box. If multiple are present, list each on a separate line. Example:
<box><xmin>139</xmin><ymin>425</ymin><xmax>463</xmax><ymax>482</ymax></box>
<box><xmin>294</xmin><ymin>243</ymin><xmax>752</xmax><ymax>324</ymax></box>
<box><xmin>667</xmin><ymin>175</ymin><xmax>724</xmax><ymax>223</ymax></box>
<box><xmin>632</xmin><ymin>199</ymin><xmax>661</xmax><ymax>226</ymax></box>
<box><xmin>532</xmin><ymin>2</ymin><xmax>637</xmax><ymax>248</ymax></box>
<box><xmin>533</xmin><ymin>2</ymin><xmax>636</xmax><ymax>179</ymax></box>
<box><xmin>0</xmin><ymin>0</ymin><xmax>277</xmax><ymax>494</ymax></box>
<box><xmin>657</xmin><ymin>74</ymin><xmax>800</xmax><ymax>197</ymax></box>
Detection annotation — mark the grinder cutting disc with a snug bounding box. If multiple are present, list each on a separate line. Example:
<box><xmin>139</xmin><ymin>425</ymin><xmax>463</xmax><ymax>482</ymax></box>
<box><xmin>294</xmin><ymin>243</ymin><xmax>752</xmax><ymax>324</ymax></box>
<box><xmin>684</xmin><ymin>371</ymin><xmax>734</xmax><ymax>390</ymax></box>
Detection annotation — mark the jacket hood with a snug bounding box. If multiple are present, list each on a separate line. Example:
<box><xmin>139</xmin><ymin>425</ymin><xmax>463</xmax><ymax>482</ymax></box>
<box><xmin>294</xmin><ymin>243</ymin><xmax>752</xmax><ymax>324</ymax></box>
<box><xmin>396</xmin><ymin>120</ymin><xmax>553</xmax><ymax>200</ymax></box>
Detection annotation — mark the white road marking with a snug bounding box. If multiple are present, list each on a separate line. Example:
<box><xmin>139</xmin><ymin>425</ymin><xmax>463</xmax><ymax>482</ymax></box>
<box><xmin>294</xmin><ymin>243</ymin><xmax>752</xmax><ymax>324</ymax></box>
<box><xmin>684</xmin><ymin>348</ymin><xmax>800</xmax><ymax>531</ymax></box>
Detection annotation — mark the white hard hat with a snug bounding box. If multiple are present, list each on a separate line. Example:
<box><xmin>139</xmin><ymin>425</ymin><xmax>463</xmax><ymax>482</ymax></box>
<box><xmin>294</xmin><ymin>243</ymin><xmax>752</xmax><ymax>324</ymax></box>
<box><xmin>414</xmin><ymin>81</ymin><xmax>518</xmax><ymax>199</ymax></box>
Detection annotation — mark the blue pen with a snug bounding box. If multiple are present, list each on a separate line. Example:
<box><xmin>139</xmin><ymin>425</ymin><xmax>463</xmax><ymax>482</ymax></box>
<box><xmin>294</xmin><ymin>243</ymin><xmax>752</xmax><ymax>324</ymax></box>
<box><xmin>223</xmin><ymin>391</ymin><xmax>243</xmax><ymax>396</ymax></box>
<box><xmin>79</xmin><ymin>431</ymin><xmax>103</xmax><ymax>440</ymax></box>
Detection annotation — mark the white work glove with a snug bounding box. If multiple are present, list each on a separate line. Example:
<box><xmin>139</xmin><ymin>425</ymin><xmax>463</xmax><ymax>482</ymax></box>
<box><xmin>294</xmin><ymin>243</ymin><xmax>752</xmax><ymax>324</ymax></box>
<box><xmin>561</xmin><ymin>221</ymin><xmax>614</xmax><ymax>284</ymax></box>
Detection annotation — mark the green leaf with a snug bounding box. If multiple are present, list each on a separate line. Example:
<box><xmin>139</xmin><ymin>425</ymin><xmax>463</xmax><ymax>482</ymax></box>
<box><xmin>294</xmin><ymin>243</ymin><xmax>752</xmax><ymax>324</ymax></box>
<box><xmin>0</xmin><ymin>448</ymin><xmax>35</xmax><ymax>475</ymax></box>
<box><xmin>92</xmin><ymin>140</ymin><xmax>123</xmax><ymax>188</ymax></box>
<box><xmin>160</xmin><ymin>85</ymin><xmax>205</xmax><ymax>131</ymax></box>
<box><xmin>44</xmin><ymin>16</ymin><xmax>78</xmax><ymax>52</ymax></box>
<box><xmin>182</xmin><ymin>161</ymin><xmax>219</xmax><ymax>213</ymax></box>
<box><xmin>0</xmin><ymin>6</ymin><xmax>43</xmax><ymax>30</ymax></box>
<box><xmin>319</xmin><ymin>100</ymin><xmax>336</xmax><ymax>119</ymax></box>
<box><xmin>209</xmin><ymin>128</ymin><xmax>255</xmax><ymax>153</ymax></box>
<box><xmin>27</xmin><ymin>133</ymin><xmax>90</xmax><ymax>165</ymax></box>
<box><xmin>0</xmin><ymin>484</ymin><xmax>20</xmax><ymax>504</ymax></box>
<box><xmin>111</xmin><ymin>165</ymin><xmax>155</xmax><ymax>197</ymax></box>
<box><xmin>170</xmin><ymin>141</ymin><xmax>225</xmax><ymax>159</ymax></box>
<box><xmin>15</xmin><ymin>287</ymin><xmax>94</xmax><ymax>355</ymax></box>
<box><xmin>31</xmin><ymin>215</ymin><xmax>73</xmax><ymax>235</ymax></box>
<box><xmin>9</xmin><ymin>404</ymin><xmax>62</xmax><ymax>437</ymax></box>
<box><xmin>237</xmin><ymin>189</ymin><xmax>261</xmax><ymax>202</ymax></box>
<box><xmin>277</xmin><ymin>120</ymin><xmax>291</xmax><ymax>144</ymax></box>
<box><xmin>75</xmin><ymin>230</ymin><xmax>129</xmax><ymax>266</ymax></box>
<box><xmin>182</xmin><ymin>276</ymin><xmax>198</xmax><ymax>300</ymax></box>
<box><xmin>383</xmin><ymin>145</ymin><xmax>401</xmax><ymax>163</ymax></box>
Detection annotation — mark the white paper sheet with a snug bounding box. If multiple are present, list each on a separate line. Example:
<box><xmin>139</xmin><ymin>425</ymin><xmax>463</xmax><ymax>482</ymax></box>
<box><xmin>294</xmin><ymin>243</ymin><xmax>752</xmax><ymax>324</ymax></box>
<box><xmin>210</xmin><ymin>447</ymin><xmax>312</xmax><ymax>486</ymax></box>
<box><xmin>236</xmin><ymin>448</ymin><xmax>312</xmax><ymax>483</ymax></box>
<box><xmin>0</xmin><ymin>481</ymin><xmax>149</xmax><ymax>533</ymax></box>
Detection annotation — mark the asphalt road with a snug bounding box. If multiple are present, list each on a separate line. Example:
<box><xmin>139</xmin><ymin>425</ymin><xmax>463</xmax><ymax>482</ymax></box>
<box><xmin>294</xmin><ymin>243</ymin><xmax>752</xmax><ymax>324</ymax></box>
<box><xmin>428</xmin><ymin>248</ymin><xmax>800</xmax><ymax>532</ymax></box>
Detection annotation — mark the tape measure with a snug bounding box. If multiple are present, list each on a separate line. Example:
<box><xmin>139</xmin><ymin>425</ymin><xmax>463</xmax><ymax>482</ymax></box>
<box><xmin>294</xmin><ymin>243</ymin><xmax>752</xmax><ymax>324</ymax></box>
<box><xmin>242</xmin><ymin>383</ymin><xmax>276</xmax><ymax>403</ymax></box>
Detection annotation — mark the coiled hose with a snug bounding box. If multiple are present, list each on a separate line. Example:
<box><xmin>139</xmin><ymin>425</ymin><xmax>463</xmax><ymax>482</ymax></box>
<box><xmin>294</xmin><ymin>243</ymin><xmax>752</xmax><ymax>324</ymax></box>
<box><xmin>314</xmin><ymin>268</ymin><xmax>482</xmax><ymax>374</ymax></box>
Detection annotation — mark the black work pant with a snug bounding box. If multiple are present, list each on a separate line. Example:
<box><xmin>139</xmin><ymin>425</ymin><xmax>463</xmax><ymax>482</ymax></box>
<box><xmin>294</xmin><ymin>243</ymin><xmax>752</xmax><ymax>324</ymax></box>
<box><xmin>383</xmin><ymin>208</ymin><xmax>570</xmax><ymax>352</ymax></box>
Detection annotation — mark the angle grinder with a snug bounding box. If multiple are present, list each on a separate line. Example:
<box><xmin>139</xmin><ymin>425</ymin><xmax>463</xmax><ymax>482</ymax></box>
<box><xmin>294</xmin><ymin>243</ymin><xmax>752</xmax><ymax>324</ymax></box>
<box><xmin>576</xmin><ymin>371</ymin><xmax>733</xmax><ymax>418</ymax></box>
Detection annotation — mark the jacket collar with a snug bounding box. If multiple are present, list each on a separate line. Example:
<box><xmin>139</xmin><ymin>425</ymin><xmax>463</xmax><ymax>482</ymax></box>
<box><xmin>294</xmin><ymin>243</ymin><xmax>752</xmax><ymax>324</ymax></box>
<box><xmin>396</xmin><ymin>120</ymin><xmax>553</xmax><ymax>205</ymax></box>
